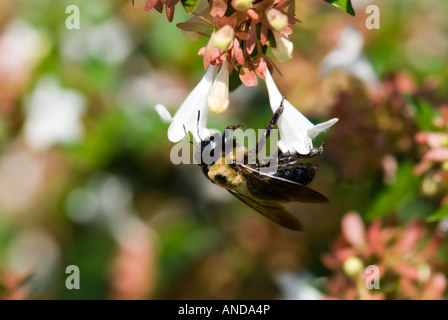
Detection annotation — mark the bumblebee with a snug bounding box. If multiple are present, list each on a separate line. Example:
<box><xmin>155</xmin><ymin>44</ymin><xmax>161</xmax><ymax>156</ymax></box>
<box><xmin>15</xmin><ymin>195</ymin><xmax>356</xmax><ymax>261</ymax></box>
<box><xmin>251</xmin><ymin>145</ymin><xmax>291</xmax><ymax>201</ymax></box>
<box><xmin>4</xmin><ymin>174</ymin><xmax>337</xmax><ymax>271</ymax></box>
<box><xmin>195</xmin><ymin>100</ymin><xmax>329</xmax><ymax>231</ymax></box>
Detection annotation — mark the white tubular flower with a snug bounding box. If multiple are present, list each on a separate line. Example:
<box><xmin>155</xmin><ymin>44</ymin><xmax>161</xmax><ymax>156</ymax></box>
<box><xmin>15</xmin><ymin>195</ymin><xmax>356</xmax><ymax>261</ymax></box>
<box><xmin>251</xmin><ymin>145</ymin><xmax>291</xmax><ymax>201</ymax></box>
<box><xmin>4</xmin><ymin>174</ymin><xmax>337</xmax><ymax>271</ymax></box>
<box><xmin>271</xmin><ymin>31</ymin><xmax>294</xmax><ymax>63</ymax></box>
<box><xmin>320</xmin><ymin>26</ymin><xmax>380</xmax><ymax>88</ymax></box>
<box><xmin>264</xmin><ymin>69</ymin><xmax>338</xmax><ymax>155</ymax></box>
<box><xmin>155</xmin><ymin>104</ymin><xmax>173</xmax><ymax>123</ymax></box>
<box><xmin>207</xmin><ymin>60</ymin><xmax>230</xmax><ymax>114</ymax></box>
<box><xmin>155</xmin><ymin>66</ymin><xmax>216</xmax><ymax>143</ymax></box>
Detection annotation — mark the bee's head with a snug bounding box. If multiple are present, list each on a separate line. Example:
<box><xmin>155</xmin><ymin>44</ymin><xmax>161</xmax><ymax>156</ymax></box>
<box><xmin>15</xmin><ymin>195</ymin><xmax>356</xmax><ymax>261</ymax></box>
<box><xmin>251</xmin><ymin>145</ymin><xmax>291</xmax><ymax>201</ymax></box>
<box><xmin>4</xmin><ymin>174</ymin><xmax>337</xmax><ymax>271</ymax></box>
<box><xmin>195</xmin><ymin>132</ymin><xmax>222</xmax><ymax>166</ymax></box>
<box><xmin>200</xmin><ymin>133</ymin><xmax>220</xmax><ymax>150</ymax></box>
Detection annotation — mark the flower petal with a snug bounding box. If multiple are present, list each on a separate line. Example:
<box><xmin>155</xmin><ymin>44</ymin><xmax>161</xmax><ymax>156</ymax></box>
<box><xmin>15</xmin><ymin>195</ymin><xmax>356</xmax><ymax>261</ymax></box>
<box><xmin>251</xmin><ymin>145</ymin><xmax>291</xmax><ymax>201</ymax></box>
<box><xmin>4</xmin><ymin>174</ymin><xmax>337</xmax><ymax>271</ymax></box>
<box><xmin>422</xmin><ymin>273</ymin><xmax>447</xmax><ymax>300</ymax></box>
<box><xmin>145</xmin><ymin>0</ymin><xmax>159</xmax><ymax>11</ymax></box>
<box><xmin>167</xmin><ymin>66</ymin><xmax>215</xmax><ymax>142</ymax></box>
<box><xmin>424</xmin><ymin>148</ymin><xmax>448</xmax><ymax>162</ymax></box>
<box><xmin>233</xmin><ymin>38</ymin><xmax>245</xmax><ymax>65</ymax></box>
<box><xmin>308</xmin><ymin>118</ymin><xmax>339</xmax><ymax>139</ymax></box>
<box><xmin>264</xmin><ymin>70</ymin><xmax>313</xmax><ymax>153</ymax></box>
<box><xmin>394</xmin><ymin>221</ymin><xmax>422</xmax><ymax>254</ymax></box>
<box><xmin>245</xmin><ymin>25</ymin><xmax>257</xmax><ymax>55</ymax></box>
<box><xmin>239</xmin><ymin>63</ymin><xmax>258</xmax><ymax>87</ymax></box>
<box><xmin>210</xmin><ymin>0</ymin><xmax>228</xmax><ymax>18</ymax></box>
<box><xmin>264</xmin><ymin>69</ymin><xmax>337</xmax><ymax>154</ymax></box>
<box><xmin>341</xmin><ymin>212</ymin><xmax>367</xmax><ymax>251</ymax></box>
<box><xmin>290</xmin><ymin>132</ymin><xmax>311</xmax><ymax>154</ymax></box>
<box><xmin>155</xmin><ymin>104</ymin><xmax>173</xmax><ymax>123</ymax></box>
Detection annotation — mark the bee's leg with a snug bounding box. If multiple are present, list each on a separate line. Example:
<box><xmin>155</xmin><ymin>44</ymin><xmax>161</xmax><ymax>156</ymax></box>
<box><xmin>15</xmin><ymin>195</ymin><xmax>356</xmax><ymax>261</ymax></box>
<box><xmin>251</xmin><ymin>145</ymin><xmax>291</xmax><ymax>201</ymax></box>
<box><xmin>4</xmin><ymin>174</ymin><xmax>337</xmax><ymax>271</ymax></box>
<box><xmin>308</xmin><ymin>144</ymin><xmax>324</xmax><ymax>157</ymax></box>
<box><xmin>221</xmin><ymin>125</ymin><xmax>243</xmax><ymax>163</ymax></box>
<box><xmin>278</xmin><ymin>144</ymin><xmax>324</xmax><ymax>163</ymax></box>
<box><xmin>255</xmin><ymin>97</ymin><xmax>285</xmax><ymax>155</ymax></box>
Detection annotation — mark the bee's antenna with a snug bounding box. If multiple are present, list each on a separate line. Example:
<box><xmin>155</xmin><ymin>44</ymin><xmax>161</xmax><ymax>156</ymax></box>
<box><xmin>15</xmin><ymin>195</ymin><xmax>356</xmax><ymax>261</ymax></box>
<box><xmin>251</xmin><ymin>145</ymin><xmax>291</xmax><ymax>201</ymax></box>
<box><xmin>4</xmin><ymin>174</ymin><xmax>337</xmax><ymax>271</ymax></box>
<box><xmin>183</xmin><ymin>125</ymin><xmax>198</xmax><ymax>146</ymax></box>
<box><xmin>196</xmin><ymin>110</ymin><xmax>202</xmax><ymax>142</ymax></box>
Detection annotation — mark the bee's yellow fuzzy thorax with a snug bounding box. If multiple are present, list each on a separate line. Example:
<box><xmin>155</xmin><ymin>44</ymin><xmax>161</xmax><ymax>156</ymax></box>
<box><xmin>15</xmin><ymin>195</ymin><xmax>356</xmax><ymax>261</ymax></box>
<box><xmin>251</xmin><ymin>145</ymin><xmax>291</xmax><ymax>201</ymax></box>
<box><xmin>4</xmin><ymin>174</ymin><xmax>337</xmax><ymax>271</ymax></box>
<box><xmin>207</xmin><ymin>157</ymin><xmax>244</xmax><ymax>190</ymax></box>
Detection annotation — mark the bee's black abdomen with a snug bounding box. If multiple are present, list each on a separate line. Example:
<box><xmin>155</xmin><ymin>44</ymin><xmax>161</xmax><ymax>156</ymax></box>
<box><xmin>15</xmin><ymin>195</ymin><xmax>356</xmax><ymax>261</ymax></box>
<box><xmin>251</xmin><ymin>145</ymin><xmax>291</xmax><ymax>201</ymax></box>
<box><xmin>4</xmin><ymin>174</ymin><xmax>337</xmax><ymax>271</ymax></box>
<box><xmin>274</xmin><ymin>164</ymin><xmax>317</xmax><ymax>186</ymax></box>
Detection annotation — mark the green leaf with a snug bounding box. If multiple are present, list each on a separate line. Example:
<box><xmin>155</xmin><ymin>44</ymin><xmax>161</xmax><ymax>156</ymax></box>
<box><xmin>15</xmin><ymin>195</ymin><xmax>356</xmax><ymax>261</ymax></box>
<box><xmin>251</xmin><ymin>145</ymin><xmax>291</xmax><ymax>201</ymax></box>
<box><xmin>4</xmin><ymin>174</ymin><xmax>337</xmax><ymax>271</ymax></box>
<box><xmin>427</xmin><ymin>204</ymin><xmax>448</xmax><ymax>222</ymax></box>
<box><xmin>229</xmin><ymin>68</ymin><xmax>243</xmax><ymax>91</ymax></box>
<box><xmin>365</xmin><ymin>162</ymin><xmax>422</xmax><ymax>221</ymax></box>
<box><xmin>266</xmin><ymin>28</ymin><xmax>276</xmax><ymax>48</ymax></box>
<box><xmin>181</xmin><ymin>0</ymin><xmax>199</xmax><ymax>13</ymax></box>
<box><xmin>407</xmin><ymin>96</ymin><xmax>440</xmax><ymax>131</ymax></box>
<box><xmin>324</xmin><ymin>0</ymin><xmax>355</xmax><ymax>16</ymax></box>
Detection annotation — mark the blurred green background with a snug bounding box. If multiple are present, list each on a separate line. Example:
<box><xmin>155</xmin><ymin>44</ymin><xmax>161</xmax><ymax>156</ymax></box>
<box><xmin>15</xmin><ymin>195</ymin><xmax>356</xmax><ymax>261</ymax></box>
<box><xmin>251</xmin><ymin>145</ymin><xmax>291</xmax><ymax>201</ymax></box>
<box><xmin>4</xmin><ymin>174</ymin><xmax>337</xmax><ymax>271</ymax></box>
<box><xmin>0</xmin><ymin>0</ymin><xmax>447</xmax><ymax>299</ymax></box>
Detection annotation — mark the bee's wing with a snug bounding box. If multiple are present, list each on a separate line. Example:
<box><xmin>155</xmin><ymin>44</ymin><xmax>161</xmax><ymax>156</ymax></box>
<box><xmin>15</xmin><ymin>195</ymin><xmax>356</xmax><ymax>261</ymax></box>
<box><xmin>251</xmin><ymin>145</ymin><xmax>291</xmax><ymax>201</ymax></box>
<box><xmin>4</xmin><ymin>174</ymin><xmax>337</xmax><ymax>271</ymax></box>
<box><xmin>226</xmin><ymin>164</ymin><xmax>329</xmax><ymax>231</ymax></box>
<box><xmin>239</xmin><ymin>164</ymin><xmax>329</xmax><ymax>203</ymax></box>
<box><xmin>227</xmin><ymin>188</ymin><xmax>304</xmax><ymax>231</ymax></box>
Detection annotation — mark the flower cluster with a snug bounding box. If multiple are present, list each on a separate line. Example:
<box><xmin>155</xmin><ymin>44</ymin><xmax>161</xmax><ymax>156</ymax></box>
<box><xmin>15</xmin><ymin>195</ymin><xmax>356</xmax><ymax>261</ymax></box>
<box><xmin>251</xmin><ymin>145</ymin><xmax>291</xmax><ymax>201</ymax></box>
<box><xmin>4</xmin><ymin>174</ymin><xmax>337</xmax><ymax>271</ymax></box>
<box><xmin>148</xmin><ymin>0</ymin><xmax>340</xmax><ymax>157</ymax></box>
<box><xmin>325</xmin><ymin>72</ymin><xmax>419</xmax><ymax>180</ymax></box>
<box><xmin>147</xmin><ymin>0</ymin><xmax>340</xmax><ymax>155</ymax></box>
<box><xmin>147</xmin><ymin>0</ymin><xmax>297</xmax><ymax>90</ymax></box>
<box><xmin>322</xmin><ymin>212</ymin><xmax>446</xmax><ymax>300</ymax></box>
<box><xmin>414</xmin><ymin>105</ymin><xmax>448</xmax><ymax>199</ymax></box>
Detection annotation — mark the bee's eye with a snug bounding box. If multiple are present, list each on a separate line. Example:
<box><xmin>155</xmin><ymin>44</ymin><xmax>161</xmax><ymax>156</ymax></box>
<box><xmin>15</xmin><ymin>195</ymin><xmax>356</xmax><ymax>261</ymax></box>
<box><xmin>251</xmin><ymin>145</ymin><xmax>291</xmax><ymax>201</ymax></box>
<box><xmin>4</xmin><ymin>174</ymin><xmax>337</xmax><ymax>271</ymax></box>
<box><xmin>205</xmin><ymin>136</ymin><xmax>215</xmax><ymax>145</ymax></box>
<box><xmin>203</xmin><ymin>134</ymin><xmax>219</xmax><ymax>146</ymax></box>
<box><xmin>201</xmin><ymin>138</ymin><xmax>212</xmax><ymax>147</ymax></box>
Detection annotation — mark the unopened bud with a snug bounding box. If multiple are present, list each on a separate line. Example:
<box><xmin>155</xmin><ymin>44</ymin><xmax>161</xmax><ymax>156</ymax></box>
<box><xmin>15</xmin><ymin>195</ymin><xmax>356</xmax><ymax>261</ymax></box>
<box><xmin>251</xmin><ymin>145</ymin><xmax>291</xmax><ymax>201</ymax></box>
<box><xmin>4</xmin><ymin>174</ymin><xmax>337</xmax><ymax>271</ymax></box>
<box><xmin>207</xmin><ymin>61</ymin><xmax>230</xmax><ymax>114</ymax></box>
<box><xmin>421</xmin><ymin>176</ymin><xmax>438</xmax><ymax>196</ymax></box>
<box><xmin>265</xmin><ymin>8</ymin><xmax>288</xmax><ymax>31</ymax></box>
<box><xmin>232</xmin><ymin>0</ymin><xmax>254</xmax><ymax>11</ymax></box>
<box><xmin>417</xmin><ymin>263</ymin><xmax>431</xmax><ymax>282</ymax></box>
<box><xmin>210</xmin><ymin>25</ymin><xmax>234</xmax><ymax>50</ymax></box>
<box><xmin>271</xmin><ymin>32</ymin><xmax>293</xmax><ymax>62</ymax></box>
<box><xmin>343</xmin><ymin>256</ymin><xmax>364</xmax><ymax>277</ymax></box>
